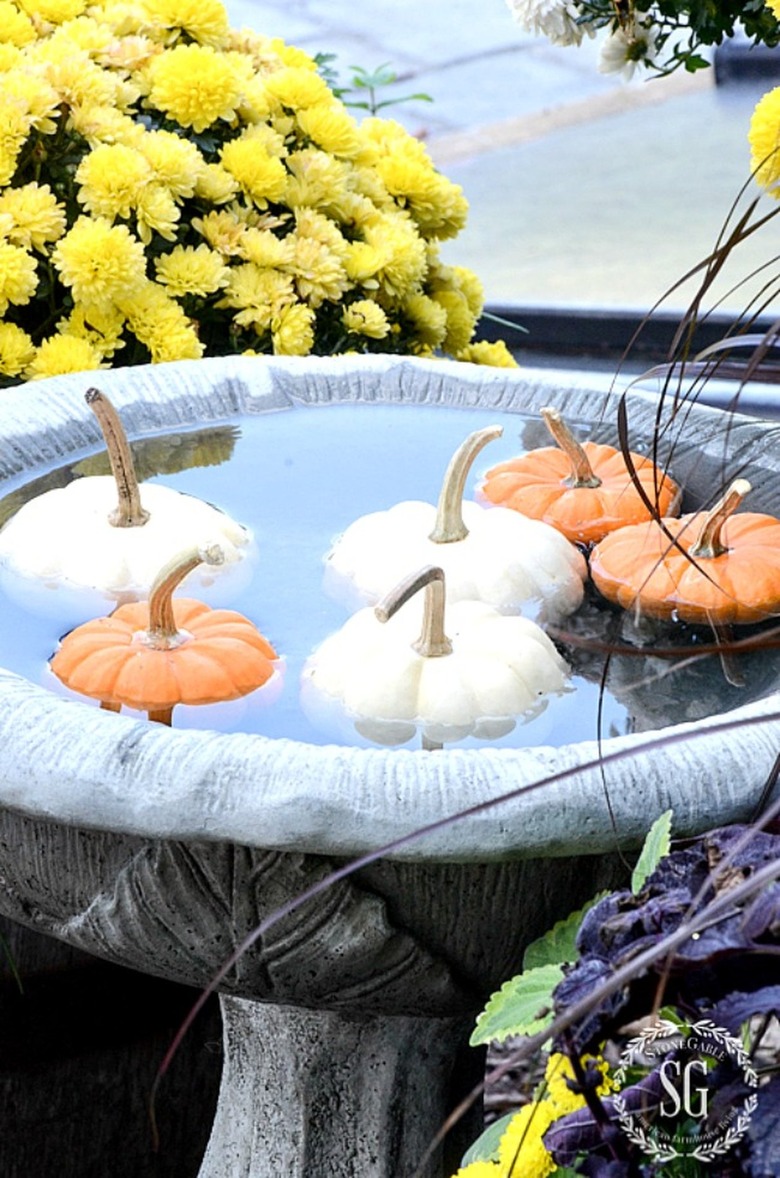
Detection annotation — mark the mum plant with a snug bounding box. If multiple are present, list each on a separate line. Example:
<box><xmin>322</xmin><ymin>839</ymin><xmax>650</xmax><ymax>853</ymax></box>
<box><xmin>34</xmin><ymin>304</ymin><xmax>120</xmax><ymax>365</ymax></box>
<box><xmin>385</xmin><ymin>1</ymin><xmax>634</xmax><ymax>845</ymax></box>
<box><xmin>0</xmin><ymin>0</ymin><xmax>515</xmax><ymax>385</ymax></box>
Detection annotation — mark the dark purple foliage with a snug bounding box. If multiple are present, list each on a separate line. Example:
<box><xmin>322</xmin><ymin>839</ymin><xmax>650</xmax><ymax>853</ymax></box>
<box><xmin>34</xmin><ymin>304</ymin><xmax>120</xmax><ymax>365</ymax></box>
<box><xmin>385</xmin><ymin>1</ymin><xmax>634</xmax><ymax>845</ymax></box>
<box><xmin>553</xmin><ymin>824</ymin><xmax>780</xmax><ymax>1052</ymax></box>
<box><xmin>712</xmin><ymin>986</ymin><xmax>780</xmax><ymax>1032</ymax></box>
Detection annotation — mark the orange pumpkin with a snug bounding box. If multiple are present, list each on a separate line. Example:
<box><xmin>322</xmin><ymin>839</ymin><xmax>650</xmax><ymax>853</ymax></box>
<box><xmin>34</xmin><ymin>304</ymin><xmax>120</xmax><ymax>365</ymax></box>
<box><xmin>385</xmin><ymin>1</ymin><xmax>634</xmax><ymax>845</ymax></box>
<box><xmin>51</xmin><ymin>543</ymin><xmax>278</xmax><ymax>725</ymax></box>
<box><xmin>590</xmin><ymin>478</ymin><xmax>780</xmax><ymax>625</ymax></box>
<box><xmin>480</xmin><ymin>406</ymin><xmax>680</xmax><ymax>545</ymax></box>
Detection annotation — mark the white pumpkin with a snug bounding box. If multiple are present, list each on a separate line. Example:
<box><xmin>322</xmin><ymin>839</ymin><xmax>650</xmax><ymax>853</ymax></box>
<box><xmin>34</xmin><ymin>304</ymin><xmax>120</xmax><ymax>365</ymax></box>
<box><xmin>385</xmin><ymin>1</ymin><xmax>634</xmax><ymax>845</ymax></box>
<box><xmin>0</xmin><ymin>389</ymin><xmax>254</xmax><ymax>620</ymax></box>
<box><xmin>324</xmin><ymin>425</ymin><xmax>586</xmax><ymax>619</ymax></box>
<box><xmin>302</xmin><ymin>565</ymin><xmax>571</xmax><ymax>747</ymax></box>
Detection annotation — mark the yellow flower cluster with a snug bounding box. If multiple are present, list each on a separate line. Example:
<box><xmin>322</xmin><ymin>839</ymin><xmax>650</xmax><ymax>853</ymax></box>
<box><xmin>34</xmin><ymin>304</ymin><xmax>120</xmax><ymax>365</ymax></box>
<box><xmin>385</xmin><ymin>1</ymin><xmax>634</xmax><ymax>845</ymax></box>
<box><xmin>454</xmin><ymin>1053</ymin><xmax>616</xmax><ymax>1178</ymax></box>
<box><xmin>0</xmin><ymin>0</ymin><xmax>516</xmax><ymax>383</ymax></box>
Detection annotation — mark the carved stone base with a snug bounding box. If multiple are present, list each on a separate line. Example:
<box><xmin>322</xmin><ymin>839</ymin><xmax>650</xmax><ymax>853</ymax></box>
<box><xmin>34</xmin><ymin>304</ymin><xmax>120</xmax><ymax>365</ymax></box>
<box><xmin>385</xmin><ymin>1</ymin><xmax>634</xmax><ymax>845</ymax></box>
<box><xmin>200</xmin><ymin>997</ymin><xmax>482</xmax><ymax>1178</ymax></box>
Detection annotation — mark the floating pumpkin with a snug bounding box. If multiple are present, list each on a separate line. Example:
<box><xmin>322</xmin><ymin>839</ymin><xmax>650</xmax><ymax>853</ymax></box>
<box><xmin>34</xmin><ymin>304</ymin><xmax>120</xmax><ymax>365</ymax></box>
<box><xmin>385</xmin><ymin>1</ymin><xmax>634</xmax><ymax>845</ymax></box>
<box><xmin>324</xmin><ymin>425</ymin><xmax>586</xmax><ymax>619</ymax></box>
<box><xmin>480</xmin><ymin>406</ymin><xmax>681</xmax><ymax>546</ymax></box>
<box><xmin>50</xmin><ymin>543</ymin><xmax>278</xmax><ymax>726</ymax></box>
<box><xmin>302</xmin><ymin>564</ymin><xmax>570</xmax><ymax>748</ymax></box>
<box><xmin>589</xmin><ymin>478</ymin><xmax>780</xmax><ymax>625</ymax></box>
<box><xmin>0</xmin><ymin>389</ymin><xmax>254</xmax><ymax>617</ymax></box>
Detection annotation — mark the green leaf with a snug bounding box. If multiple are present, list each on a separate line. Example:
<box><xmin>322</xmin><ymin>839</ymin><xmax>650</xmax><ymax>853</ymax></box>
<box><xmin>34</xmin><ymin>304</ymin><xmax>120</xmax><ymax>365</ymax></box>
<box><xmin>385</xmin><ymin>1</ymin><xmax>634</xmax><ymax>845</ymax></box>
<box><xmin>523</xmin><ymin>892</ymin><xmax>610</xmax><ymax>971</ymax></box>
<box><xmin>460</xmin><ymin>1111</ymin><xmax>515</xmax><ymax>1165</ymax></box>
<box><xmin>631</xmin><ymin>808</ymin><xmax>673</xmax><ymax>894</ymax></box>
<box><xmin>470</xmin><ymin>963</ymin><xmax>563</xmax><ymax>1046</ymax></box>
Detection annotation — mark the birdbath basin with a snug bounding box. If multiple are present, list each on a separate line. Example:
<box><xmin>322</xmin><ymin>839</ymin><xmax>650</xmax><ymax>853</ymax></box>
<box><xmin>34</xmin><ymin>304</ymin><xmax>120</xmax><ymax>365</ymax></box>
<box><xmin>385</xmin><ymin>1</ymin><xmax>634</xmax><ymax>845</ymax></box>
<box><xmin>1</xmin><ymin>354</ymin><xmax>779</xmax><ymax>1177</ymax></box>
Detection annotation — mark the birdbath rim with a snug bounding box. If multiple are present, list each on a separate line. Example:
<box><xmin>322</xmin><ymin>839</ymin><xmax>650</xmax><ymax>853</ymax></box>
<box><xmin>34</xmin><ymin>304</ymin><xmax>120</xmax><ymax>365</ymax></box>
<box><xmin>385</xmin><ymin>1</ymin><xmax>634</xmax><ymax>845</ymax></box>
<box><xmin>1</xmin><ymin>353</ymin><xmax>779</xmax><ymax>863</ymax></box>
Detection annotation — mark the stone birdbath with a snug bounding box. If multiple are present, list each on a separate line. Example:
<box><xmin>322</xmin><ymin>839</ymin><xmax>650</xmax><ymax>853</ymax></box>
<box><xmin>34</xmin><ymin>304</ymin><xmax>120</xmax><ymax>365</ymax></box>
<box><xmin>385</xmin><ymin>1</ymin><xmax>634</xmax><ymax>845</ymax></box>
<box><xmin>1</xmin><ymin>355</ymin><xmax>779</xmax><ymax>1177</ymax></box>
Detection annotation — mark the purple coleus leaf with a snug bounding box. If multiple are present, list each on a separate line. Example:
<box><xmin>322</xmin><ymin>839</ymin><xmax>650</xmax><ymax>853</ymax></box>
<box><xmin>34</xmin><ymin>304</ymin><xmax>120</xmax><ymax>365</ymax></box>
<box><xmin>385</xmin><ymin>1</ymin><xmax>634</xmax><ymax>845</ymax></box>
<box><xmin>544</xmin><ymin>1072</ymin><xmax>664</xmax><ymax>1166</ymax></box>
<box><xmin>711</xmin><ymin>986</ymin><xmax>780</xmax><ymax>1032</ymax></box>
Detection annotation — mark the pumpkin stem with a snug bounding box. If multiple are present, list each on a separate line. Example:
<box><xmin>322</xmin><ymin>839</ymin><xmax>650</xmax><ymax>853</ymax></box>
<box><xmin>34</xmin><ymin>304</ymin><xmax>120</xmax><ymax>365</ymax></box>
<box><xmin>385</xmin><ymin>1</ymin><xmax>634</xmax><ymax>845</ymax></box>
<box><xmin>148</xmin><ymin>706</ymin><xmax>174</xmax><ymax>726</ymax></box>
<box><xmin>375</xmin><ymin>565</ymin><xmax>453</xmax><ymax>658</ymax></box>
<box><xmin>541</xmin><ymin>406</ymin><xmax>601</xmax><ymax>489</ymax></box>
<box><xmin>145</xmin><ymin>543</ymin><xmax>225</xmax><ymax>649</ymax></box>
<box><xmin>429</xmin><ymin>426</ymin><xmax>503</xmax><ymax>544</ymax></box>
<box><xmin>689</xmin><ymin>478</ymin><xmax>751</xmax><ymax>559</ymax></box>
<box><xmin>85</xmin><ymin>388</ymin><xmax>150</xmax><ymax>529</ymax></box>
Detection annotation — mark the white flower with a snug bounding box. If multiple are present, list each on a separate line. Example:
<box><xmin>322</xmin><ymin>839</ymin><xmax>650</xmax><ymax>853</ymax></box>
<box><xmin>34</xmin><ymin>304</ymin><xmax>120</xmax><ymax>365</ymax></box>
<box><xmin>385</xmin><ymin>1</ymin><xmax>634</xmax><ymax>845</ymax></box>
<box><xmin>506</xmin><ymin>0</ymin><xmax>589</xmax><ymax>47</ymax></box>
<box><xmin>598</xmin><ymin>14</ymin><xmax>660</xmax><ymax>78</ymax></box>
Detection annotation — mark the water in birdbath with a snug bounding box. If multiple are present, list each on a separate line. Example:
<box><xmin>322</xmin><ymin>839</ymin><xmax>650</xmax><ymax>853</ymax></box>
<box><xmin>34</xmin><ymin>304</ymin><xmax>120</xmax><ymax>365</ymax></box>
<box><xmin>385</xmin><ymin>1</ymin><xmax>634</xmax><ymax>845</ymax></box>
<box><xmin>1</xmin><ymin>400</ymin><xmax>779</xmax><ymax>750</ymax></box>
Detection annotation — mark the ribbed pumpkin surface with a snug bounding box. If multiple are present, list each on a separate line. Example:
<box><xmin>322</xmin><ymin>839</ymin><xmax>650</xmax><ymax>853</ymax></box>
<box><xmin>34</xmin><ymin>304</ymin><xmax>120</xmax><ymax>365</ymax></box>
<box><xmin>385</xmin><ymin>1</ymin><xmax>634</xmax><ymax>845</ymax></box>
<box><xmin>51</xmin><ymin>598</ymin><xmax>277</xmax><ymax>710</ymax></box>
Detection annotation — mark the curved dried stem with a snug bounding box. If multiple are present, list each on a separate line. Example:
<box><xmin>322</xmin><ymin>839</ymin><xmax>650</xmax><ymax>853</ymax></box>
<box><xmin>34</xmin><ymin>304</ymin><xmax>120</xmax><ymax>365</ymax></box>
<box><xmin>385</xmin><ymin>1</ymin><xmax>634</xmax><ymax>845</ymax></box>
<box><xmin>541</xmin><ymin>406</ymin><xmax>601</xmax><ymax>488</ymax></box>
<box><xmin>85</xmin><ymin>388</ymin><xmax>150</xmax><ymax>528</ymax></box>
<box><xmin>429</xmin><ymin>425</ymin><xmax>502</xmax><ymax>543</ymax></box>
<box><xmin>375</xmin><ymin>565</ymin><xmax>452</xmax><ymax>658</ymax></box>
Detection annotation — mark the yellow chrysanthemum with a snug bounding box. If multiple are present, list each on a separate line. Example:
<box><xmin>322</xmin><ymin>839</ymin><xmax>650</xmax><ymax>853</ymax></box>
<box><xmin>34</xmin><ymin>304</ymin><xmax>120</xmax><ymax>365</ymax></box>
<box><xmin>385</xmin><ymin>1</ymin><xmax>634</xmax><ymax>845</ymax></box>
<box><xmin>767</xmin><ymin>0</ymin><xmax>780</xmax><ymax>18</ymax></box>
<box><xmin>284</xmin><ymin>147</ymin><xmax>350</xmax><ymax>210</ymax></box>
<box><xmin>141</xmin><ymin>0</ymin><xmax>229</xmax><ymax>47</ymax></box>
<box><xmin>18</xmin><ymin>0</ymin><xmax>86</xmax><ymax>25</ymax></box>
<box><xmin>96</xmin><ymin>32</ymin><xmax>158</xmax><ymax>73</ymax></box>
<box><xmin>296</xmin><ymin>102</ymin><xmax>361</xmax><ymax>158</ymax></box>
<box><xmin>134</xmin><ymin>181</ymin><xmax>179</xmax><ymax>242</ymax></box>
<box><xmin>0</xmin><ymin>241</ymin><xmax>37</xmax><ymax>314</ymax></box>
<box><xmin>217</xmin><ymin>262</ymin><xmax>294</xmax><ymax>331</ymax></box>
<box><xmin>342</xmin><ymin>299</ymin><xmax>390</xmax><ymax>340</ymax></box>
<box><xmin>262</xmin><ymin>65</ymin><xmax>330</xmax><ymax>111</ymax></box>
<box><xmin>348</xmin><ymin>214</ymin><xmax>427</xmax><ymax>298</ymax></box>
<box><xmin>433</xmin><ymin>288</ymin><xmax>477</xmax><ymax>354</ymax></box>
<box><xmin>235</xmin><ymin>75</ymin><xmax>273</xmax><ymax>123</ymax></box>
<box><xmin>452</xmin><ymin>1163</ymin><xmax>502</xmax><ymax>1178</ymax></box>
<box><xmin>118</xmin><ymin>280</ymin><xmax>203</xmax><ymax>361</ymax></box>
<box><xmin>66</xmin><ymin>102</ymin><xmax>145</xmax><ymax>149</ymax></box>
<box><xmin>145</xmin><ymin>42</ymin><xmax>243</xmax><ymax>132</ymax></box>
<box><xmin>154</xmin><ymin>243</ymin><xmax>230</xmax><ymax>297</ymax></box>
<box><xmin>294</xmin><ymin>207</ymin><xmax>348</xmax><ymax>255</ymax></box>
<box><xmin>76</xmin><ymin>142</ymin><xmax>152</xmax><ymax>220</ymax></box>
<box><xmin>52</xmin><ymin>216</ymin><xmax>146</xmax><ymax>312</ymax></box>
<box><xmin>0</xmin><ymin>94</ymin><xmax>33</xmax><ymax>185</ymax></box>
<box><xmin>360</xmin><ymin>115</ymin><xmax>431</xmax><ymax>166</ymax></box>
<box><xmin>0</xmin><ymin>182</ymin><xmax>66</xmax><ymax>251</ymax></box>
<box><xmin>42</xmin><ymin>50</ymin><xmax>118</xmax><ymax>109</ymax></box>
<box><xmin>290</xmin><ymin>233</ymin><xmax>350</xmax><ymax>307</ymax></box>
<box><xmin>376</xmin><ymin>155</ymin><xmax>469</xmax><ymax>239</ymax></box>
<box><xmin>543</xmin><ymin>1053</ymin><xmax>615</xmax><ymax>1114</ymax></box>
<box><xmin>270</xmin><ymin>38</ymin><xmax>317</xmax><ymax>70</ymax></box>
<box><xmin>191</xmin><ymin>208</ymin><xmax>247</xmax><ymax>255</ymax></box>
<box><xmin>193</xmin><ymin>162</ymin><xmax>238</xmax><ymax>205</ymax></box>
<box><xmin>0</xmin><ymin>322</ymin><xmax>35</xmax><ymax>376</ymax></box>
<box><xmin>749</xmin><ymin>85</ymin><xmax>780</xmax><ymax>192</ymax></box>
<box><xmin>241</xmin><ymin>227</ymin><xmax>294</xmax><ymax>268</ymax></box>
<box><xmin>25</xmin><ymin>333</ymin><xmax>106</xmax><ymax>379</ymax></box>
<box><xmin>271</xmin><ymin>302</ymin><xmax>315</xmax><ymax>355</ymax></box>
<box><xmin>219</xmin><ymin>137</ymin><xmax>287</xmax><ymax>206</ymax></box>
<box><xmin>3</xmin><ymin>68</ymin><xmax>60</xmax><ymax>133</ymax></box>
<box><xmin>139</xmin><ymin>129</ymin><xmax>205</xmax><ymax>199</ymax></box>
<box><xmin>498</xmin><ymin>1102</ymin><xmax>557</xmax><ymax>1178</ymax></box>
<box><xmin>457</xmin><ymin>339</ymin><xmax>518</xmax><ymax>367</ymax></box>
<box><xmin>47</xmin><ymin>14</ymin><xmax>113</xmax><ymax>53</ymax></box>
<box><xmin>403</xmin><ymin>291</ymin><xmax>448</xmax><ymax>348</ymax></box>
<box><xmin>451</xmin><ymin>265</ymin><xmax>485</xmax><ymax>317</ymax></box>
<box><xmin>0</xmin><ymin>44</ymin><xmax>23</xmax><ymax>70</ymax></box>
<box><xmin>0</xmin><ymin>1</ymin><xmax>36</xmax><ymax>47</ymax></box>
<box><xmin>57</xmin><ymin>303</ymin><xmax>126</xmax><ymax>358</ymax></box>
